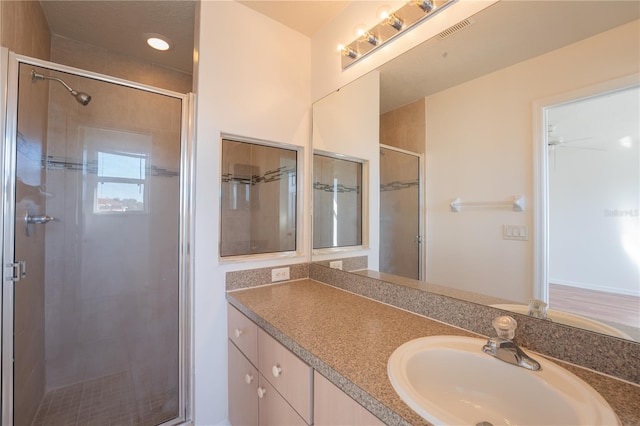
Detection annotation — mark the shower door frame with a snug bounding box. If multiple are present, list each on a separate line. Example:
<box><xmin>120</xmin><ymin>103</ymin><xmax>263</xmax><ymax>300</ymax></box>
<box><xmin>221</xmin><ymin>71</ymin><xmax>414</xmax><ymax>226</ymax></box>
<box><xmin>0</xmin><ymin>50</ymin><xmax>195</xmax><ymax>426</ymax></box>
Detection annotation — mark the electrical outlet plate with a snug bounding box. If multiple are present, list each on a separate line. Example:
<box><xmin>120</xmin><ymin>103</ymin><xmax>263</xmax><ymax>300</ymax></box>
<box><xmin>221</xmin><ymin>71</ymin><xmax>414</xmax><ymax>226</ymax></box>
<box><xmin>271</xmin><ymin>267</ymin><xmax>290</xmax><ymax>282</ymax></box>
<box><xmin>329</xmin><ymin>260</ymin><xmax>343</xmax><ymax>270</ymax></box>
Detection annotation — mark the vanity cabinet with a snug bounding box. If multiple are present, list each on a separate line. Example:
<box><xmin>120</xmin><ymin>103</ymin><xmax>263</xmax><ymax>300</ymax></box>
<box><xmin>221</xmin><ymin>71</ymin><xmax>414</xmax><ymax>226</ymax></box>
<box><xmin>227</xmin><ymin>305</ymin><xmax>312</xmax><ymax>426</ymax></box>
<box><xmin>314</xmin><ymin>371</ymin><xmax>384</xmax><ymax>426</ymax></box>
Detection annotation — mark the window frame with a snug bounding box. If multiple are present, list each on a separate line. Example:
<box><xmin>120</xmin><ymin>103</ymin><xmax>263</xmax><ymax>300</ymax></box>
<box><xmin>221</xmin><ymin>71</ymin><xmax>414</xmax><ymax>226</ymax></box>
<box><xmin>312</xmin><ymin>149</ymin><xmax>369</xmax><ymax>256</ymax></box>
<box><xmin>218</xmin><ymin>134</ymin><xmax>304</xmax><ymax>262</ymax></box>
<box><xmin>92</xmin><ymin>149</ymin><xmax>150</xmax><ymax>215</ymax></box>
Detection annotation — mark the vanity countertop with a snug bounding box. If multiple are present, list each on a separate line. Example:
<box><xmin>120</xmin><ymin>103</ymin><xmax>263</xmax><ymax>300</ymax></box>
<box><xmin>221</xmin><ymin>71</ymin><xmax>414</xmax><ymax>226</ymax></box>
<box><xmin>226</xmin><ymin>279</ymin><xmax>640</xmax><ymax>426</ymax></box>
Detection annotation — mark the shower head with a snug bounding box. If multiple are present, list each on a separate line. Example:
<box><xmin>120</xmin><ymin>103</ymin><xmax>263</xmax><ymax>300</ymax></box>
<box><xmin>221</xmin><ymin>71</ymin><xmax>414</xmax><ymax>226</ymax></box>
<box><xmin>31</xmin><ymin>69</ymin><xmax>92</xmax><ymax>106</ymax></box>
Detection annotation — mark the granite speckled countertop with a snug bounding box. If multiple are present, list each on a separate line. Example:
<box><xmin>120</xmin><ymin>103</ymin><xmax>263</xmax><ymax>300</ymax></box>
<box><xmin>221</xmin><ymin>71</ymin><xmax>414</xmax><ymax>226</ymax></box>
<box><xmin>226</xmin><ymin>279</ymin><xmax>640</xmax><ymax>426</ymax></box>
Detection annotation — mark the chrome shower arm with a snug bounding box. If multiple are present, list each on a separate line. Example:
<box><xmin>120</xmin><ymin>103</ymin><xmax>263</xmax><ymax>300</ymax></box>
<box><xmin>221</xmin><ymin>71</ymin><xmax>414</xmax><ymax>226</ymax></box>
<box><xmin>31</xmin><ymin>70</ymin><xmax>74</xmax><ymax>93</ymax></box>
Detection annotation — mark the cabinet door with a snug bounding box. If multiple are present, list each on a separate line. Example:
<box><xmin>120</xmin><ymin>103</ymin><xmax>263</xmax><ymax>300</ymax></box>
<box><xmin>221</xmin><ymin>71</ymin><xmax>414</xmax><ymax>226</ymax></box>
<box><xmin>314</xmin><ymin>371</ymin><xmax>384</xmax><ymax>426</ymax></box>
<box><xmin>257</xmin><ymin>374</ymin><xmax>307</xmax><ymax>426</ymax></box>
<box><xmin>258</xmin><ymin>329</ymin><xmax>312</xmax><ymax>423</ymax></box>
<box><xmin>228</xmin><ymin>305</ymin><xmax>258</xmax><ymax>365</ymax></box>
<box><xmin>228</xmin><ymin>342</ymin><xmax>259</xmax><ymax>426</ymax></box>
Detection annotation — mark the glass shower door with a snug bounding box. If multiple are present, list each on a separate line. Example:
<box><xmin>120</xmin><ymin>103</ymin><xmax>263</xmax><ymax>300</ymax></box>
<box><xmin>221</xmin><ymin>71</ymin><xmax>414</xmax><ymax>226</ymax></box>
<box><xmin>379</xmin><ymin>146</ymin><xmax>422</xmax><ymax>280</ymax></box>
<box><xmin>5</xmin><ymin>60</ymin><xmax>186</xmax><ymax>426</ymax></box>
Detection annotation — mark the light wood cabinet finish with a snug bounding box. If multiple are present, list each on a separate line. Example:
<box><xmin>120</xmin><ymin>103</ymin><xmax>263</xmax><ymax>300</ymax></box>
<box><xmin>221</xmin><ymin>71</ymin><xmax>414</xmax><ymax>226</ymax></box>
<box><xmin>228</xmin><ymin>305</ymin><xmax>258</xmax><ymax>366</ymax></box>
<box><xmin>258</xmin><ymin>374</ymin><xmax>307</xmax><ymax>426</ymax></box>
<box><xmin>258</xmin><ymin>328</ymin><xmax>313</xmax><ymax>424</ymax></box>
<box><xmin>314</xmin><ymin>371</ymin><xmax>384</xmax><ymax>426</ymax></box>
<box><xmin>228</xmin><ymin>304</ymin><xmax>312</xmax><ymax>425</ymax></box>
<box><xmin>228</xmin><ymin>342</ymin><xmax>259</xmax><ymax>426</ymax></box>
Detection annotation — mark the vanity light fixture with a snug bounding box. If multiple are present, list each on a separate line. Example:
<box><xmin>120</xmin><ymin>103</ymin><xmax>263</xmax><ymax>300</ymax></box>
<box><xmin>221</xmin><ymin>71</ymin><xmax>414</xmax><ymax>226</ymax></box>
<box><xmin>386</xmin><ymin>14</ymin><xmax>404</xmax><ymax>31</ymax></box>
<box><xmin>360</xmin><ymin>30</ymin><xmax>380</xmax><ymax>46</ymax></box>
<box><xmin>415</xmin><ymin>0</ymin><xmax>435</xmax><ymax>13</ymax></box>
<box><xmin>146</xmin><ymin>33</ymin><xmax>172</xmax><ymax>51</ymax></box>
<box><xmin>337</xmin><ymin>44</ymin><xmax>359</xmax><ymax>59</ymax></box>
<box><xmin>338</xmin><ymin>0</ymin><xmax>454</xmax><ymax>70</ymax></box>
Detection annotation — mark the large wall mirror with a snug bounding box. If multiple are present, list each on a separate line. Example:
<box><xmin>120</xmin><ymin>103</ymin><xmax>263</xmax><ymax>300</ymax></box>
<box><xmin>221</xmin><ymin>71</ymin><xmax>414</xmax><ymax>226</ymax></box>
<box><xmin>311</xmin><ymin>1</ymin><xmax>639</xmax><ymax>342</ymax></box>
<box><xmin>313</xmin><ymin>152</ymin><xmax>364</xmax><ymax>250</ymax></box>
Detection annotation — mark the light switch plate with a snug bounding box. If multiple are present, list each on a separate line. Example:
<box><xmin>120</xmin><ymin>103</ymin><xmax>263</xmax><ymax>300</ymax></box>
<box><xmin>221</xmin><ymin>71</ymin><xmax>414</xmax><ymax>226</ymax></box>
<box><xmin>503</xmin><ymin>225</ymin><xmax>528</xmax><ymax>241</ymax></box>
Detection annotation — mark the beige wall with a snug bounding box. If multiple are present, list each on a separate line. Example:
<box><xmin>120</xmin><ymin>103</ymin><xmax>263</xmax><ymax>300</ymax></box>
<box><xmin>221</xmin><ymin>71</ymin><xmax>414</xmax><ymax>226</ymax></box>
<box><xmin>50</xmin><ymin>35</ymin><xmax>192</xmax><ymax>93</ymax></box>
<box><xmin>425</xmin><ymin>20</ymin><xmax>640</xmax><ymax>302</ymax></box>
<box><xmin>0</xmin><ymin>0</ymin><xmax>51</xmax><ymax>60</ymax></box>
<box><xmin>193</xmin><ymin>1</ymin><xmax>312</xmax><ymax>422</ymax></box>
<box><xmin>380</xmin><ymin>99</ymin><xmax>426</xmax><ymax>154</ymax></box>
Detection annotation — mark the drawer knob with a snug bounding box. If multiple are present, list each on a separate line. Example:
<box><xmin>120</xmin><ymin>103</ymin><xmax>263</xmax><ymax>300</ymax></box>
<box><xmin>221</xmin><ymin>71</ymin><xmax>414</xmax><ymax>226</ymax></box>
<box><xmin>257</xmin><ymin>387</ymin><xmax>266</xmax><ymax>398</ymax></box>
<box><xmin>244</xmin><ymin>373</ymin><xmax>254</xmax><ymax>384</ymax></box>
<box><xmin>234</xmin><ymin>328</ymin><xmax>243</xmax><ymax>338</ymax></box>
<box><xmin>272</xmin><ymin>364</ymin><xmax>282</xmax><ymax>378</ymax></box>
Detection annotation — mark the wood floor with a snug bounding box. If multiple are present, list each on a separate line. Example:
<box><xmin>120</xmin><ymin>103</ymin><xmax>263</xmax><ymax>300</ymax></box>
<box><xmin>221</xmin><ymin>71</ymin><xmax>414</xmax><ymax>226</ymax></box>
<box><xmin>549</xmin><ymin>283</ymin><xmax>640</xmax><ymax>332</ymax></box>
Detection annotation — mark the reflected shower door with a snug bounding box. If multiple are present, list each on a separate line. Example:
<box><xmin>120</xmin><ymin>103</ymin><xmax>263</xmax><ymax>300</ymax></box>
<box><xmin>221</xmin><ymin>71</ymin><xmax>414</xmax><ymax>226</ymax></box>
<box><xmin>8</xmin><ymin>61</ymin><xmax>185</xmax><ymax>425</ymax></box>
<box><xmin>379</xmin><ymin>146</ymin><xmax>422</xmax><ymax>280</ymax></box>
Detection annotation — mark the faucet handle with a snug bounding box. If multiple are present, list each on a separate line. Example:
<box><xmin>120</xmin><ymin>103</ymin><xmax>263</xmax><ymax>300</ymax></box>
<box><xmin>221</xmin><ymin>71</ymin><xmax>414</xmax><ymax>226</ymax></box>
<box><xmin>492</xmin><ymin>316</ymin><xmax>517</xmax><ymax>339</ymax></box>
<box><xmin>528</xmin><ymin>299</ymin><xmax>548</xmax><ymax>319</ymax></box>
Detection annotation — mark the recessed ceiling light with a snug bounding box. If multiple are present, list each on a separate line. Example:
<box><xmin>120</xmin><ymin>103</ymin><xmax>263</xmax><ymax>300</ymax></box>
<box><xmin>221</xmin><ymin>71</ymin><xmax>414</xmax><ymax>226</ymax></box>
<box><xmin>145</xmin><ymin>33</ymin><xmax>172</xmax><ymax>51</ymax></box>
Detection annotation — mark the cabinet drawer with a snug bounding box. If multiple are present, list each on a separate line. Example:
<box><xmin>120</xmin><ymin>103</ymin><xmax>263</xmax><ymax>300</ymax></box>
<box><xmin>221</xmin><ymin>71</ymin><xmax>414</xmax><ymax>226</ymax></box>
<box><xmin>258</xmin><ymin>373</ymin><xmax>307</xmax><ymax>426</ymax></box>
<box><xmin>228</xmin><ymin>342</ymin><xmax>259</xmax><ymax>426</ymax></box>
<box><xmin>258</xmin><ymin>328</ymin><xmax>312</xmax><ymax>424</ymax></box>
<box><xmin>228</xmin><ymin>305</ymin><xmax>258</xmax><ymax>365</ymax></box>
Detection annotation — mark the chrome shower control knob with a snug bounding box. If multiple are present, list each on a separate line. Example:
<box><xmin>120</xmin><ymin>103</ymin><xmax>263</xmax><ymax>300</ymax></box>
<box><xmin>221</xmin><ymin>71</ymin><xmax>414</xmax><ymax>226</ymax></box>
<box><xmin>272</xmin><ymin>364</ymin><xmax>282</xmax><ymax>378</ymax></box>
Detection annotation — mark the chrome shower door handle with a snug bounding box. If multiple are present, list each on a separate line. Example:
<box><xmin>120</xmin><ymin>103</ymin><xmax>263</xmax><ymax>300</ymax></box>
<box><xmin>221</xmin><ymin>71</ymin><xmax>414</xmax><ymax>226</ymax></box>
<box><xmin>26</xmin><ymin>214</ymin><xmax>57</xmax><ymax>224</ymax></box>
<box><xmin>24</xmin><ymin>208</ymin><xmax>58</xmax><ymax>236</ymax></box>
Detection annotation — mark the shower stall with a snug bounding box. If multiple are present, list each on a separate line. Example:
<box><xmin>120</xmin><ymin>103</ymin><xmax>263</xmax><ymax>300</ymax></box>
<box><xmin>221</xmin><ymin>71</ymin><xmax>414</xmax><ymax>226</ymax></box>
<box><xmin>1</xmin><ymin>51</ymin><xmax>193</xmax><ymax>425</ymax></box>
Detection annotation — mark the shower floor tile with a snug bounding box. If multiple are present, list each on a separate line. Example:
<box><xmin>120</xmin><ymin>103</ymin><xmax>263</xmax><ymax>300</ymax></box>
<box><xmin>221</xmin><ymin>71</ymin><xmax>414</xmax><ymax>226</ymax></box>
<box><xmin>31</xmin><ymin>370</ymin><xmax>176</xmax><ymax>426</ymax></box>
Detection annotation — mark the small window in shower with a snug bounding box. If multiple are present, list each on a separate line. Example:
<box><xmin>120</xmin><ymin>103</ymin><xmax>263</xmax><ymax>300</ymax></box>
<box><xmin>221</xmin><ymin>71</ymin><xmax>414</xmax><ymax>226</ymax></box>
<box><xmin>220</xmin><ymin>138</ymin><xmax>299</xmax><ymax>257</ymax></box>
<box><xmin>94</xmin><ymin>151</ymin><xmax>148</xmax><ymax>213</ymax></box>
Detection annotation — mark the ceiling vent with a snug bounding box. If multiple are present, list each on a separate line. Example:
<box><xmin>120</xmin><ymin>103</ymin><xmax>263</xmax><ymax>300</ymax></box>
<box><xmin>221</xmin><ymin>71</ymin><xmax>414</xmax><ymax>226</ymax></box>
<box><xmin>437</xmin><ymin>18</ymin><xmax>475</xmax><ymax>40</ymax></box>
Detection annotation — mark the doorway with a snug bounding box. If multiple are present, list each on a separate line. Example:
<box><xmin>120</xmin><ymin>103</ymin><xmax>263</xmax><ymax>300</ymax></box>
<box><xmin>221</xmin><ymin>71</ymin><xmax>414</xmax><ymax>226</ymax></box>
<box><xmin>536</xmin><ymin>78</ymin><xmax>639</xmax><ymax>339</ymax></box>
<box><xmin>1</xmin><ymin>53</ymin><xmax>193</xmax><ymax>425</ymax></box>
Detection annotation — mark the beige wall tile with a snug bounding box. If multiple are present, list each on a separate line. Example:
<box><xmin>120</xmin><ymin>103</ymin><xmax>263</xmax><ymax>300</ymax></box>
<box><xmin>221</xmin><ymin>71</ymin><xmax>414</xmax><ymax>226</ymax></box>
<box><xmin>151</xmin><ymin>64</ymin><xmax>193</xmax><ymax>93</ymax></box>
<box><xmin>51</xmin><ymin>36</ymin><xmax>107</xmax><ymax>74</ymax></box>
<box><xmin>380</xmin><ymin>99</ymin><xmax>426</xmax><ymax>154</ymax></box>
<box><xmin>0</xmin><ymin>1</ymin><xmax>50</xmax><ymax>60</ymax></box>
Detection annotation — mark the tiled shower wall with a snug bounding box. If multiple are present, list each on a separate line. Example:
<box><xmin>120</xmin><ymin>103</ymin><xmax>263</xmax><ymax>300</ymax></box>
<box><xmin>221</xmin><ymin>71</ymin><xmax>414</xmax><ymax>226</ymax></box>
<box><xmin>221</xmin><ymin>140</ymin><xmax>297</xmax><ymax>256</ymax></box>
<box><xmin>50</xmin><ymin>35</ymin><xmax>192</xmax><ymax>94</ymax></box>
<box><xmin>43</xmin><ymin>36</ymin><xmax>189</xmax><ymax>405</ymax></box>
<box><xmin>380</xmin><ymin>98</ymin><xmax>426</xmax><ymax>154</ymax></box>
<box><xmin>43</xmin><ymin>85</ymin><xmax>182</xmax><ymax>390</ymax></box>
<box><xmin>0</xmin><ymin>1</ymin><xmax>51</xmax><ymax>61</ymax></box>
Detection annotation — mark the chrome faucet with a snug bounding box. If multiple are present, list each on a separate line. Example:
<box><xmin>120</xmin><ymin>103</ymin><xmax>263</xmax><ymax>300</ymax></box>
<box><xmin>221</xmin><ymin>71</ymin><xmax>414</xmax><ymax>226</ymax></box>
<box><xmin>482</xmin><ymin>316</ymin><xmax>541</xmax><ymax>371</ymax></box>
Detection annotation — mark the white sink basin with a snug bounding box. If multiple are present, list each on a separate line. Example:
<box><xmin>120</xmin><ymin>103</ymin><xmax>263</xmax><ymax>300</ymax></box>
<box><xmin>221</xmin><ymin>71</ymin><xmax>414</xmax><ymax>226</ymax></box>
<box><xmin>490</xmin><ymin>304</ymin><xmax>634</xmax><ymax>340</ymax></box>
<box><xmin>388</xmin><ymin>336</ymin><xmax>620</xmax><ymax>426</ymax></box>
